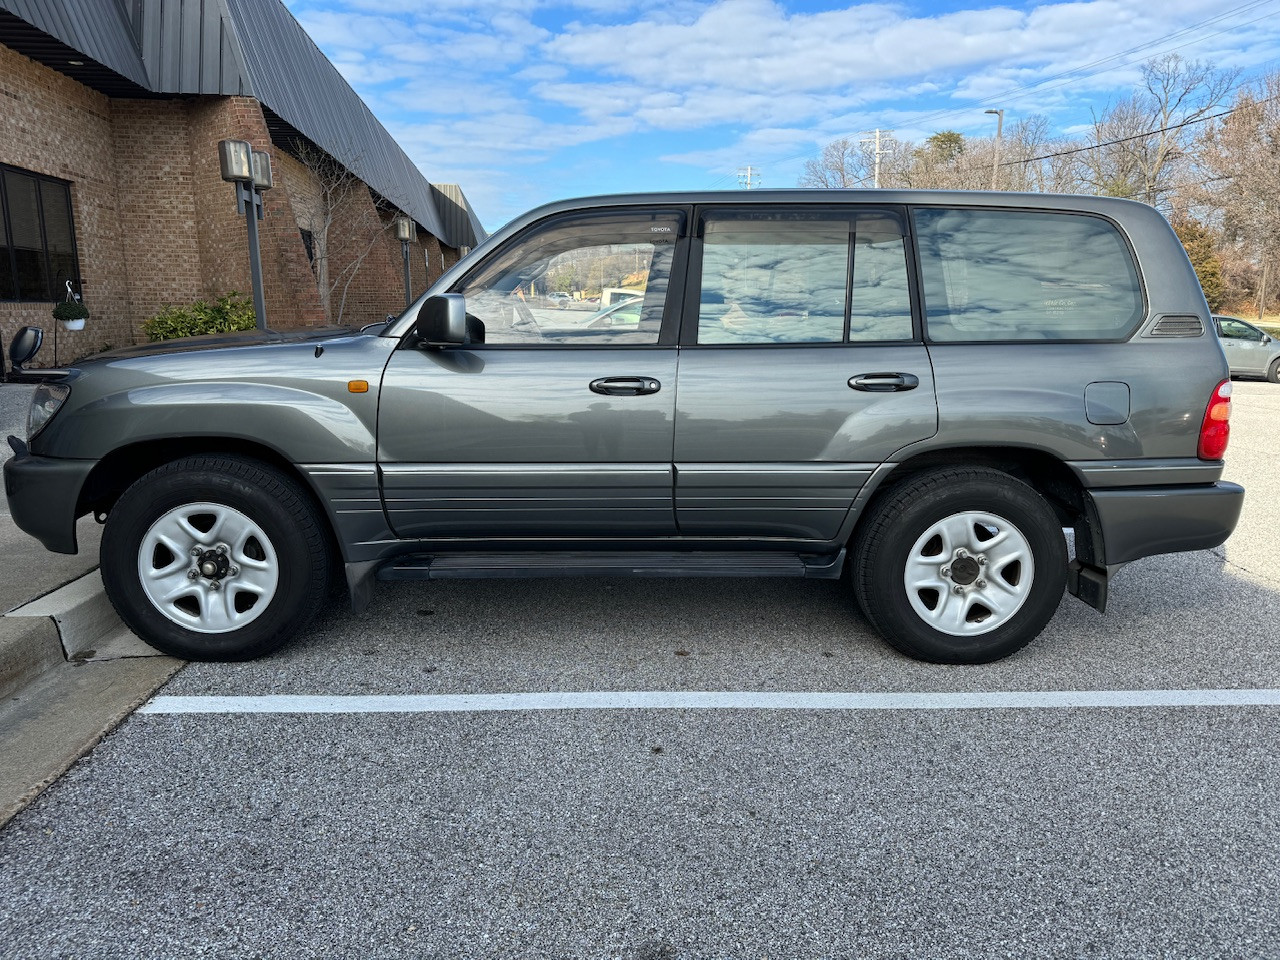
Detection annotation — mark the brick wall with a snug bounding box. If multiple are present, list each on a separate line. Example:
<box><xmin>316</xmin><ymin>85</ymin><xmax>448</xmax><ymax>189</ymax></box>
<box><xmin>0</xmin><ymin>41</ymin><xmax>462</xmax><ymax>367</ymax></box>
<box><xmin>184</xmin><ymin>96</ymin><xmax>326</xmax><ymax>330</ymax></box>
<box><xmin>111</xmin><ymin>100</ymin><xmax>202</xmax><ymax>323</ymax></box>
<box><xmin>0</xmin><ymin>42</ymin><xmax>135</xmax><ymax>362</ymax></box>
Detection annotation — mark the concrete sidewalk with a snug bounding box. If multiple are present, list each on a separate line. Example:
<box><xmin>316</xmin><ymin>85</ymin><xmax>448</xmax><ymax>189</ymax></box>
<box><xmin>1</xmin><ymin>385</ymin><xmax>182</xmax><ymax>826</ymax></box>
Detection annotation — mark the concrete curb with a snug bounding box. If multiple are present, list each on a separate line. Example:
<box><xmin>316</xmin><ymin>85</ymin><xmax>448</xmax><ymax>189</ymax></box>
<box><xmin>6</xmin><ymin>569</ymin><xmax>160</xmax><ymax>662</ymax></box>
<box><xmin>0</xmin><ymin>615</ymin><xmax>65</xmax><ymax>702</ymax></box>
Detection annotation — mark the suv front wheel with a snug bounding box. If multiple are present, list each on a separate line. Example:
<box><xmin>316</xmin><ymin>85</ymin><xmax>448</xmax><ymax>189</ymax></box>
<box><xmin>100</xmin><ymin>455</ymin><xmax>331</xmax><ymax>661</ymax></box>
<box><xmin>852</xmin><ymin>467</ymin><xmax>1067</xmax><ymax>664</ymax></box>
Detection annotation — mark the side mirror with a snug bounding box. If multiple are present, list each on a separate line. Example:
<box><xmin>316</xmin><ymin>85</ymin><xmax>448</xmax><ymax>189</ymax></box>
<box><xmin>414</xmin><ymin>294</ymin><xmax>468</xmax><ymax>346</ymax></box>
<box><xmin>9</xmin><ymin>326</ymin><xmax>44</xmax><ymax>373</ymax></box>
<box><xmin>1264</xmin><ymin>334</ymin><xmax>1273</xmax><ymax>345</ymax></box>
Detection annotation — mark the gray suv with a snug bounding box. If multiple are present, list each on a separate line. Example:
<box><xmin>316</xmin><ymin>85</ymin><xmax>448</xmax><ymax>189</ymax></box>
<box><xmin>4</xmin><ymin>191</ymin><xmax>1244</xmax><ymax>664</ymax></box>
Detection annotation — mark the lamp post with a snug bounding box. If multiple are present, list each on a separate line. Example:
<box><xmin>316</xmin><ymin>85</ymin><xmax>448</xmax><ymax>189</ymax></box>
<box><xmin>219</xmin><ymin>139</ymin><xmax>273</xmax><ymax>330</ymax></box>
<box><xmin>985</xmin><ymin>108</ymin><xmax>1004</xmax><ymax>190</ymax></box>
<box><xmin>395</xmin><ymin>214</ymin><xmax>416</xmax><ymax>308</ymax></box>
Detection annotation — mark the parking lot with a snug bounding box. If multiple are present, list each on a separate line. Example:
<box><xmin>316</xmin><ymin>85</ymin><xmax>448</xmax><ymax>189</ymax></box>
<box><xmin>0</xmin><ymin>383</ymin><xmax>1277</xmax><ymax>959</ymax></box>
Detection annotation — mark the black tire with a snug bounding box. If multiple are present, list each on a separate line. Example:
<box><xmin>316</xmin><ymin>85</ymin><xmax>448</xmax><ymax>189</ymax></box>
<box><xmin>852</xmin><ymin>467</ymin><xmax>1067</xmax><ymax>664</ymax></box>
<box><xmin>1268</xmin><ymin>357</ymin><xmax>1280</xmax><ymax>384</ymax></box>
<box><xmin>100</xmin><ymin>455</ymin><xmax>331</xmax><ymax>661</ymax></box>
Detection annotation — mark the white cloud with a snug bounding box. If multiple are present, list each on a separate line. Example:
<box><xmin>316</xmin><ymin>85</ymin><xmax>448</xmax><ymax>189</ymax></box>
<box><xmin>286</xmin><ymin>0</ymin><xmax>1280</xmax><ymax>224</ymax></box>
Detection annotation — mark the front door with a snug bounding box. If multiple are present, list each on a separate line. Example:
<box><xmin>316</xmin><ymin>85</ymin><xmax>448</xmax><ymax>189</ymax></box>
<box><xmin>378</xmin><ymin>208</ymin><xmax>686</xmax><ymax>541</ymax></box>
<box><xmin>673</xmin><ymin>206</ymin><xmax>938</xmax><ymax>540</ymax></box>
<box><xmin>1215</xmin><ymin>316</ymin><xmax>1269</xmax><ymax>376</ymax></box>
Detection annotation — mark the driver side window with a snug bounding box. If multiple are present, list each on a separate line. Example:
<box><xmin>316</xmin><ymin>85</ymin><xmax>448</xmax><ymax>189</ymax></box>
<box><xmin>456</xmin><ymin>211</ymin><xmax>682</xmax><ymax>346</ymax></box>
<box><xmin>1217</xmin><ymin>318</ymin><xmax>1259</xmax><ymax>341</ymax></box>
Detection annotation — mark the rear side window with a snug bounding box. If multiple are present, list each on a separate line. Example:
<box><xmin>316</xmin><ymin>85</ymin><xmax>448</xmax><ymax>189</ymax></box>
<box><xmin>696</xmin><ymin>209</ymin><xmax>913</xmax><ymax>345</ymax></box>
<box><xmin>915</xmin><ymin>208</ymin><xmax>1144</xmax><ymax>342</ymax></box>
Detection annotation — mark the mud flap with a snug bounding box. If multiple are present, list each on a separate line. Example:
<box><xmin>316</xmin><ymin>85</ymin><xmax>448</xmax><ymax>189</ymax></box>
<box><xmin>1067</xmin><ymin>559</ymin><xmax>1108</xmax><ymax>613</ymax></box>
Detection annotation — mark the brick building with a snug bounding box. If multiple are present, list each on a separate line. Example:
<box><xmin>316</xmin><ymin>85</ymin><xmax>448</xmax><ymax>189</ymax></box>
<box><xmin>0</xmin><ymin>0</ymin><xmax>484</xmax><ymax>365</ymax></box>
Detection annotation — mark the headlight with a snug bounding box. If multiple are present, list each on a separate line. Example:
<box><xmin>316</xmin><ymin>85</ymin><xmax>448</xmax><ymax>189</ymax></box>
<box><xmin>27</xmin><ymin>383</ymin><xmax>70</xmax><ymax>439</ymax></box>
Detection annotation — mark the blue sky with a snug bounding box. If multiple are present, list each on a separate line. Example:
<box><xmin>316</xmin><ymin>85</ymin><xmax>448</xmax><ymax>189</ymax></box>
<box><xmin>282</xmin><ymin>0</ymin><xmax>1280</xmax><ymax>231</ymax></box>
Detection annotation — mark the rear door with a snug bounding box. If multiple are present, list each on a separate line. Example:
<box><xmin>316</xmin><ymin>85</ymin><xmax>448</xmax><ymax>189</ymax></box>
<box><xmin>378</xmin><ymin>208</ymin><xmax>686</xmax><ymax>539</ymax></box>
<box><xmin>672</xmin><ymin>206</ymin><xmax>937</xmax><ymax>540</ymax></box>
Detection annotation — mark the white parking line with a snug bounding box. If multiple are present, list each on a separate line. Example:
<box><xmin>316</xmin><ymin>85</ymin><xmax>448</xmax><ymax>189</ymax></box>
<box><xmin>138</xmin><ymin>689</ymin><xmax>1280</xmax><ymax>714</ymax></box>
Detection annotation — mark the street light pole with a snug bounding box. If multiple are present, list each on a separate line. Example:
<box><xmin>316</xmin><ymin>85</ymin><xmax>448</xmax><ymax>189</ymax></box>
<box><xmin>395</xmin><ymin>215</ymin><xmax>416</xmax><ymax>308</ymax></box>
<box><xmin>985</xmin><ymin>108</ymin><xmax>1004</xmax><ymax>190</ymax></box>
<box><xmin>218</xmin><ymin>139</ymin><xmax>273</xmax><ymax>331</ymax></box>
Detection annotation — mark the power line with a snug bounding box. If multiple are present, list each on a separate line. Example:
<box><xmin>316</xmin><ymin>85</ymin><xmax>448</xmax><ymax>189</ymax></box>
<box><xmin>894</xmin><ymin>0</ymin><xmax>1279</xmax><ymax>135</ymax></box>
<box><xmin>769</xmin><ymin>0</ymin><xmax>1279</xmax><ymax>176</ymax></box>
<box><xmin>1004</xmin><ymin>92</ymin><xmax>1280</xmax><ymax>166</ymax></box>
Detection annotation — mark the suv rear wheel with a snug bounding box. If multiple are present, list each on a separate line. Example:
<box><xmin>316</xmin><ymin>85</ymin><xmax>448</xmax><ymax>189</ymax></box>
<box><xmin>852</xmin><ymin>467</ymin><xmax>1067</xmax><ymax>663</ymax></box>
<box><xmin>100</xmin><ymin>455</ymin><xmax>331</xmax><ymax>661</ymax></box>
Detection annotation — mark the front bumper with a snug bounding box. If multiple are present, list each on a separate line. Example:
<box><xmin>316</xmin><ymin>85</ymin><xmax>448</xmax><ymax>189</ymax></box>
<box><xmin>3</xmin><ymin>440</ymin><xmax>96</xmax><ymax>554</ymax></box>
<box><xmin>1088</xmin><ymin>482</ymin><xmax>1245</xmax><ymax>565</ymax></box>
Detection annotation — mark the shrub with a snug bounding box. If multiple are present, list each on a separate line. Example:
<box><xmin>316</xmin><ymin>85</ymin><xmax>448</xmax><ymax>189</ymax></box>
<box><xmin>142</xmin><ymin>293</ymin><xmax>256</xmax><ymax>342</ymax></box>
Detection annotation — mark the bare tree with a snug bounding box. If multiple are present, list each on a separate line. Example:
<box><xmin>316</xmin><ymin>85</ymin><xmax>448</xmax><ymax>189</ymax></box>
<box><xmin>288</xmin><ymin>143</ymin><xmax>396</xmax><ymax>325</ymax></box>
<box><xmin>1078</xmin><ymin>54</ymin><xmax>1236</xmax><ymax>207</ymax></box>
<box><xmin>999</xmin><ymin>116</ymin><xmax>1083</xmax><ymax>193</ymax></box>
<box><xmin>798</xmin><ymin>134</ymin><xmax>911</xmax><ymax>188</ymax></box>
<box><xmin>1195</xmin><ymin>72</ymin><xmax>1280</xmax><ymax>318</ymax></box>
<box><xmin>799</xmin><ymin>137</ymin><xmax>867</xmax><ymax>187</ymax></box>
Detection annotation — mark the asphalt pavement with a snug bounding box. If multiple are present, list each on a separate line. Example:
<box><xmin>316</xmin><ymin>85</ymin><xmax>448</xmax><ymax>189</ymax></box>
<box><xmin>0</xmin><ymin>382</ymin><xmax>1277</xmax><ymax>959</ymax></box>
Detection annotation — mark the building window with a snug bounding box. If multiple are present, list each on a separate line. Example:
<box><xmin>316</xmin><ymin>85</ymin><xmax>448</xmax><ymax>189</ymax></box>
<box><xmin>299</xmin><ymin>228</ymin><xmax>315</xmax><ymax>264</ymax></box>
<box><xmin>0</xmin><ymin>164</ymin><xmax>80</xmax><ymax>302</ymax></box>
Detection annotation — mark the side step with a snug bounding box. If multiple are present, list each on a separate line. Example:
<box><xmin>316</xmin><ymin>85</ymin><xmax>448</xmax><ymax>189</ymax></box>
<box><xmin>377</xmin><ymin>549</ymin><xmax>846</xmax><ymax>581</ymax></box>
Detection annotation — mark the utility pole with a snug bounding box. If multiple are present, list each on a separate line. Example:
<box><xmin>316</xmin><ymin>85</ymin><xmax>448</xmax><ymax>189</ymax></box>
<box><xmin>737</xmin><ymin>166</ymin><xmax>761</xmax><ymax>189</ymax></box>
<box><xmin>859</xmin><ymin>130</ymin><xmax>888</xmax><ymax>187</ymax></box>
<box><xmin>985</xmin><ymin>108</ymin><xmax>1004</xmax><ymax>190</ymax></box>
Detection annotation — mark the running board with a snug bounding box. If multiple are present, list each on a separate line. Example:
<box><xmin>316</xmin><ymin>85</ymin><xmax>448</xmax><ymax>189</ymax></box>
<box><xmin>376</xmin><ymin>549</ymin><xmax>846</xmax><ymax>581</ymax></box>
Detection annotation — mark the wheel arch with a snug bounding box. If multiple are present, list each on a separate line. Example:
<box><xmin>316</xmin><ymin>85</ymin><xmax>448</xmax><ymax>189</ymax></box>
<box><xmin>79</xmin><ymin>437</ymin><xmax>345</xmax><ymax>583</ymax></box>
<box><xmin>851</xmin><ymin>445</ymin><xmax>1093</xmax><ymax>557</ymax></box>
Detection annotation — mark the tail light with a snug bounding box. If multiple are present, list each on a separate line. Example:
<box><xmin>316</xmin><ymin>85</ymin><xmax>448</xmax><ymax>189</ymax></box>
<box><xmin>1197</xmin><ymin>379</ymin><xmax>1232</xmax><ymax>460</ymax></box>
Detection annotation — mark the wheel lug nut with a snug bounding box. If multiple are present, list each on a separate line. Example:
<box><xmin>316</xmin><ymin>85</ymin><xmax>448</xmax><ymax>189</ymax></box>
<box><xmin>952</xmin><ymin>584</ymin><xmax>965</xmax><ymax>595</ymax></box>
<box><xmin>940</xmin><ymin>566</ymin><xmax>951</xmax><ymax>577</ymax></box>
<box><xmin>228</xmin><ymin>566</ymin><xmax>239</xmax><ymax>577</ymax></box>
<box><xmin>978</xmin><ymin>557</ymin><xmax>988</xmax><ymax>565</ymax></box>
<box><xmin>216</xmin><ymin>545</ymin><xmax>228</xmax><ymax>555</ymax></box>
<box><xmin>191</xmin><ymin>547</ymin><xmax>202</xmax><ymax>557</ymax></box>
<box><xmin>977</xmin><ymin>578</ymin><xmax>987</xmax><ymax>589</ymax></box>
<box><xmin>188</xmin><ymin>570</ymin><xmax>199</xmax><ymax>580</ymax></box>
<box><xmin>956</xmin><ymin>549</ymin><xmax>968</xmax><ymax>558</ymax></box>
<box><xmin>208</xmin><ymin>580</ymin><xmax>221</xmax><ymax>591</ymax></box>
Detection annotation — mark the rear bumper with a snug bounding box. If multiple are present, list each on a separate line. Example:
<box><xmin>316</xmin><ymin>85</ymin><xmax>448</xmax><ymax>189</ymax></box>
<box><xmin>3</xmin><ymin>442</ymin><xmax>95</xmax><ymax>554</ymax></box>
<box><xmin>1088</xmin><ymin>482</ymin><xmax>1245</xmax><ymax>565</ymax></box>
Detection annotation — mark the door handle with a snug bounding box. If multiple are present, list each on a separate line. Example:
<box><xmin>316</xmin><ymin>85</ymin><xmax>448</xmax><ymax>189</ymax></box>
<box><xmin>590</xmin><ymin>377</ymin><xmax>661</xmax><ymax>396</ymax></box>
<box><xmin>848</xmin><ymin>372</ymin><xmax>920</xmax><ymax>393</ymax></box>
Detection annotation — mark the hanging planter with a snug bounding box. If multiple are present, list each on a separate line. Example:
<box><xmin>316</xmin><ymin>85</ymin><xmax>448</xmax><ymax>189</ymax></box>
<box><xmin>53</xmin><ymin>282</ymin><xmax>89</xmax><ymax>330</ymax></box>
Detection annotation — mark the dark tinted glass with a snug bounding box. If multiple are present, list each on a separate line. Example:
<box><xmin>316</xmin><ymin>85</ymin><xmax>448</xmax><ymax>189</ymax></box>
<box><xmin>41</xmin><ymin>181</ymin><xmax>76</xmax><ymax>297</ymax></box>
<box><xmin>699</xmin><ymin>216</ymin><xmax>848</xmax><ymax>344</ymax></box>
<box><xmin>0</xmin><ymin>167</ymin><xmax>77</xmax><ymax>302</ymax></box>
<box><xmin>697</xmin><ymin>209</ymin><xmax>913</xmax><ymax>345</ymax></box>
<box><xmin>0</xmin><ymin>225</ymin><xmax>12</xmax><ymax>300</ymax></box>
<box><xmin>916</xmin><ymin>208</ymin><xmax>1144</xmax><ymax>341</ymax></box>
<box><xmin>4</xmin><ymin>171</ymin><xmax>49</xmax><ymax>300</ymax></box>
<box><xmin>850</xmin><ymin>214</ymin><xmax>912</xmax><ymax>341</ymax></box>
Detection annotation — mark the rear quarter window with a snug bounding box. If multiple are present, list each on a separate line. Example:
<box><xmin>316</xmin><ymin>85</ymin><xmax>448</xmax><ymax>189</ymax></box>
<box><xmin>914</xmin><ymin>208</ymin><xmax>1145</xmax><ymax>342</ymax></box>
